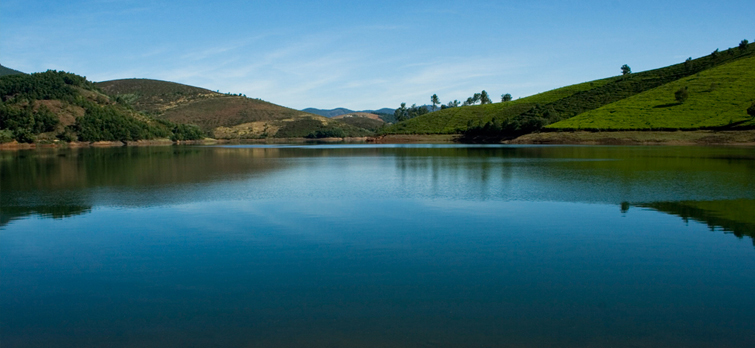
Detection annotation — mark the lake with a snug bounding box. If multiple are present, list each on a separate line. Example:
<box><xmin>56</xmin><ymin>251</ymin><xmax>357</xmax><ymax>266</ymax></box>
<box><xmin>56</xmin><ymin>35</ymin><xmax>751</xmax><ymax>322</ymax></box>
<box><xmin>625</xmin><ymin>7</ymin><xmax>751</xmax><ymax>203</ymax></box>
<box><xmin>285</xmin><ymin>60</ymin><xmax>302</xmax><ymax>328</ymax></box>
<box><xmin>1</xmin><ymin>144</ymin><xmax>754</xmax><ymax>347</ymax></box>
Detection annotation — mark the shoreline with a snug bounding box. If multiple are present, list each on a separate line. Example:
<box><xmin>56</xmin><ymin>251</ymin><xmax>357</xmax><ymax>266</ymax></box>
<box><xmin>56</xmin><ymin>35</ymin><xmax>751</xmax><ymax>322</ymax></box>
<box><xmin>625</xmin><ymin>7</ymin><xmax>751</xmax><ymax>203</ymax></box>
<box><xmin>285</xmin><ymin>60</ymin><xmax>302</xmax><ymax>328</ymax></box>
<box><xmin>3</xmin><ymin>130</ymin><xmax>754</xmax><ymax>150</ymax></box>
<box><xmin>508</xmin><ymin>130</ymin><xmax>755</xmax><ymax>146</ymax></box>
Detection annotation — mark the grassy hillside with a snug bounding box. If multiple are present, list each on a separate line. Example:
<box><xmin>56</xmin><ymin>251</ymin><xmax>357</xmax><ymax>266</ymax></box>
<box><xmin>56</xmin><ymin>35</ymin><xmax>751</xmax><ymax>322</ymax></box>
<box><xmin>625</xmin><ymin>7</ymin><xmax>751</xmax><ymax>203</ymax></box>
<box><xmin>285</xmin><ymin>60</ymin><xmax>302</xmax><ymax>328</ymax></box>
<box><xmin>98</xmin><ymin>79</ymin><xmax>372</xmax><ymax>139</ymax></box>
<box><xmin>332</xmin><ymin>114</ymin><xmax>385</xmax><ymax>131</ymax></box>
<box><xmin>383</xmin><ymin>77</ymin><xmax>618</xmax><ymax>134</ymax></box>
<box><xmin>384</xmin><ymin>41</ymin><xmax>755</xmax><ymax>137</ymax></box>
<box><xmin>0</xmin><ymin>64</ymin><xmax>24</xmax><ymax>77</ymax></box>
<box><xmin>97</xmin><ymin>78</ymin><xmax>220</xmax><ymax>114</ymax></box>
<box><xmin>548</xmin><ymin>55</ymin><xmax>755</xmax><ymax>130</ymax></box>
<box><xmin>1</xmin><ymin>71</ymin><xmax>203</xmax><ymax>144</ymax></box>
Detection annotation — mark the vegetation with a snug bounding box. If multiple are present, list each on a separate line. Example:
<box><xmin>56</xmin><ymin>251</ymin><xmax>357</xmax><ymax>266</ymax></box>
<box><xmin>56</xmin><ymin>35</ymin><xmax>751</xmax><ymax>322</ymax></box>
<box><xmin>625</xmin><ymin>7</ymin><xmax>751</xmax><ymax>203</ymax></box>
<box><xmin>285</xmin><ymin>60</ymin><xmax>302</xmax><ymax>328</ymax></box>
<box><xmin>674</xmin><ymin>86</ymin><xmax>689</xmax><ymax>103</ymax></box>
<box><xmin>306</xmin><ymin>128</ymin><xmax>346</xmax><ymax>138</ymax></box>
<box><xmin>431</xmin><ymin>94</ymin><xmax>440</xmax><ymax>111</ymax></box>
<box><xmin>549</xmin><ymin>54</ymin><xmax>755</xmax><ymax>131</ymax></box>
<box><xmin>99</xmin><ymin>79</ymin><xmax>375</xmax><ymax>138</ymax></box>
<box><xmin>621</xmin><ymin>64</ymin><xmax>632</xmax><ymax>75</ymax></box>
<box><xmin>382</xmin><ymin>77</ymin><xmax>617</xmax><ymax>134</ymax></box>
<box><xmin>0</xmin><ymin>64</ymin><xmax>25</xmax><ymax>77</ymax></box>
<box><xmin>0</xmin><ymin>71</ymin><xmax>205</xmax><ymax>143</ymax></box>
<box><xmin>501</xmin><ymin>93</ymin><xmax>512</xmax><ymax>102</ymax></box>
<box><xmin>394</xmin><ymin>103</ymin><xmax>429</xmax><ymax>122</ymax></box>
<box><xmin>382</xmin><ymin>40</ymin><xmax>755</xmax><ymax>139</ymax></box>
<box><xmin>270</xmin><ymin>117</ymin><xmax>371</xmax><ymax>139</ymax></box>
<box><xmin>335</xmin><ymin>116</ymin><xmax>385</xmax><ymax>132</ymax></box>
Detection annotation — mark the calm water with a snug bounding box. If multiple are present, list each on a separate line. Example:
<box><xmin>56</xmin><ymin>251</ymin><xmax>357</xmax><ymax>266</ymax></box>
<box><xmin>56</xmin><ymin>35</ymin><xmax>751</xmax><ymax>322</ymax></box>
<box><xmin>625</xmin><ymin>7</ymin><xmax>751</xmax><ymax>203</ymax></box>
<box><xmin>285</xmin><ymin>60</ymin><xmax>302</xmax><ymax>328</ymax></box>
<box><xmin>1</xmin><ymin>145</ymin><xmax>755</xmax><ymax>347</ymax></box>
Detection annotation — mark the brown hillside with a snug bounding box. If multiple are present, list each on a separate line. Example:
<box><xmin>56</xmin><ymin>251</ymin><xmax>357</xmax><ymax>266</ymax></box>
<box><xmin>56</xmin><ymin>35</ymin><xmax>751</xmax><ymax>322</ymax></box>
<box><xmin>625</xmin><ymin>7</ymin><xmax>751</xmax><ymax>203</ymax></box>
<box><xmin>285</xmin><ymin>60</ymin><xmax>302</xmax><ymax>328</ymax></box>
<box><xmin>97</xmin><ymin>79</ymin><xmax>220</xmax><ymax>114</ymax></box>
<box><xmin>331</xmin><ymin>112</ymin><xmax>383</xmax><ymax>121</ymax></box>
<box><xmin>96</xmin><ymin>78</ymin><xmax>371</xmax><ymax>138</ymax></box>
<box><xmin>161</xmin><ymin>96</ymin><xmax>316</xmax><ymax>130</ymax></box>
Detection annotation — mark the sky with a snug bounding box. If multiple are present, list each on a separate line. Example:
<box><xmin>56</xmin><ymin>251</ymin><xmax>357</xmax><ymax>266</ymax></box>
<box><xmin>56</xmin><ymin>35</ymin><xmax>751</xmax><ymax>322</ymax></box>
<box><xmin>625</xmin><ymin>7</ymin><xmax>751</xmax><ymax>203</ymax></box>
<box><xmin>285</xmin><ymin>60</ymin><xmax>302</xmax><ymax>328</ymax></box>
<box><xmin>1</xmin><ymin>0</ymin><xmax>753</xmax><ymax>110</ymax></box>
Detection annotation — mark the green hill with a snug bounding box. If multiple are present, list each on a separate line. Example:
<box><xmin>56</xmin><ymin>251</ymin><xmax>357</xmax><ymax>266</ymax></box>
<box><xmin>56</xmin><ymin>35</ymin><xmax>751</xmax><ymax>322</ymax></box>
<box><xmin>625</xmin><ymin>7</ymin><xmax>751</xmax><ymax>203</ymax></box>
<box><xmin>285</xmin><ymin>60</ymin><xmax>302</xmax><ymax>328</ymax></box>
<box><xmin>1</xmin><ymin>71</ymin><xmax>203</xmax><ymax>144</ymax></box>
<box><xmin>547</xmin><ymin>55</ymin><xmax>755</xmax><ymax>130</ymax></box>
<box><xmin>383</xmin><ymin>77</ymin><xmax>618</xmax><ymax>134</ymax></box>
<box><xmin>383</xmin><ymin>41</ymin><xmax>755</xmax><ymax>139</ymax></box>
<box><xmin>97</xmin><ymin>79</ymin><xmax>373</xmax><ymax>139</ymax></box>
<box><xmin>0</xmin><ymin>64</ymin><xmax>24</xmax><ymax>77</ymax></box>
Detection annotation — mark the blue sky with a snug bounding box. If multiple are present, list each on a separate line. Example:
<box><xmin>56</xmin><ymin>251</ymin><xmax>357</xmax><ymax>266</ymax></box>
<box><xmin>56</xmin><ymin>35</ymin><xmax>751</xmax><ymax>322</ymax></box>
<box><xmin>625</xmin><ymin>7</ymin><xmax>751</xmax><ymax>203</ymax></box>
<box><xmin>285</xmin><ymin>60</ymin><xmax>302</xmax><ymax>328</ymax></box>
<box><xmin>1</xmin><ymin>0</ymin><xmax>753</xmax><ymax>110</ymax></box>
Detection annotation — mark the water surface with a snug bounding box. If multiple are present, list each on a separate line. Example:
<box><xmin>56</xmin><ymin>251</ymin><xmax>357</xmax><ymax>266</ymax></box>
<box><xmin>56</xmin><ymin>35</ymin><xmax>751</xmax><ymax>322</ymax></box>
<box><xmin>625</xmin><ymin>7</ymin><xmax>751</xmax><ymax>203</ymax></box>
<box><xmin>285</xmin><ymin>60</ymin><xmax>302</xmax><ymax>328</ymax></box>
<box><xmin>1</xmin><ymin>145</ymin><xmax>754</xmax><ymax>347</ymax></box>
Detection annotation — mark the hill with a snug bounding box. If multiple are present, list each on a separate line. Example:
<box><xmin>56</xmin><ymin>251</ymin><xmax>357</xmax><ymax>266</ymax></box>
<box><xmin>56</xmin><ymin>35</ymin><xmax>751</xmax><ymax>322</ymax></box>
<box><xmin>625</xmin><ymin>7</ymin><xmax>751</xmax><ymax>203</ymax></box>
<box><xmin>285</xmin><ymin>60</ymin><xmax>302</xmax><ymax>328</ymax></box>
<box><xmin>1</xmin><ymin>71</ymin><xmax>203</xmax><ymax>144</ymax></box>
<box><xmin>303</xmin><ymin>107</ymin><xmax>355</xmax><ymax>117</ymax></box>
<box><xmin>98</xmin><ymin>79</ymin><xmax>372</xmax><ymax>139</ymax></box>
<box><xmin>547</xmin><ymin>55</ymin><xmax>755</xmax><ymax>130</ymax></box>
<box><xmin>0</xmin><ymin>64</ymin><xmax>24</xmax><ymax>77</ymax></box>
<box><xmin>331</xmin><ymin>113</ymin><xmax>385</xmax><ymax>131</ymax></box>
<box><xmin>383</xmin><ymin>41</ymin><xmax>755</xmax><ymax>139</ymax></box>
<box><xmin>303</xmin><ymin>107</ymin><xmax>397</xmax><ymax>118</ymax></box>
<box><xmin>384</xmin><ymin>77</ymin><xmax>618</xmax><ymax>134</ymax></box>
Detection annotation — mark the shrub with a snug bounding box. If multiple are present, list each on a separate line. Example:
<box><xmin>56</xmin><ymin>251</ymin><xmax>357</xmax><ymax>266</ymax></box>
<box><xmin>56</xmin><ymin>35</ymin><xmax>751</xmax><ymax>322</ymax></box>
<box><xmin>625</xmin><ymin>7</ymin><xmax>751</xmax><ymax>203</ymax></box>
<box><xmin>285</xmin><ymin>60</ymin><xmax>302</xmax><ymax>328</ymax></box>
<box><xmin>0</xmin><ymin>129</ymin><xmax>13</xmax><ymax>143</ymax></box>
<box><xmin>748</xmin><ymin>103</ymin><xmax>755</xmax><ymax>118</ymax></box>
<box><xmin>675</xmin><ymin>87</ymin><xmax>689</xmax><ymax>103</ymax></box>
<box><xmin>170</xmin><ymin>123</ymin><xmax>204</xmax><ymax>141</ymax></box>
<box><xmin>306</xmin><ymin>128</ymin><xmax>346</xmax><ymax>138</ymax></box>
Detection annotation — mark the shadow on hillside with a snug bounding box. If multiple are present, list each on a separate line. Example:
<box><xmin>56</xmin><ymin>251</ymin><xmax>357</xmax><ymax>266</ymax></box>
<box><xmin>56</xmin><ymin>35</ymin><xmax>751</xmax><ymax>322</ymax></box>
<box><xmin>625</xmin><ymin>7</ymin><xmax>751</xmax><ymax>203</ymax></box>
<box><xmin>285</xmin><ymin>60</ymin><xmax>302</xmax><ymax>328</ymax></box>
<box><xmin>653</xmin><ymin>102</ymin><xmax>682</xmax><ymax>108</ymax></box>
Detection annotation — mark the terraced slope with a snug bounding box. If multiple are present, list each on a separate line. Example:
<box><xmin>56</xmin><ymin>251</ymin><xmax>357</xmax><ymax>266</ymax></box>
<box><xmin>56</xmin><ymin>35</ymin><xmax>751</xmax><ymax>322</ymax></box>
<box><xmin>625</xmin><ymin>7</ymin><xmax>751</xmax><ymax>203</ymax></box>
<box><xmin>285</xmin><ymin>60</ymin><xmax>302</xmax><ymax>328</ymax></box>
<box><xmin>548</xmin><ymin>55</ymin><xmax>755</xmax><ymax>130</ymax></box>
<box><xmin>385</xmin><ymin>42</ymin><xmax>755</xmax><ymax>136</ymax></box>
<box><xmin>384</xmin><ymin>77</ymin><xmax>618</xmax><ymax>134</ymax></box>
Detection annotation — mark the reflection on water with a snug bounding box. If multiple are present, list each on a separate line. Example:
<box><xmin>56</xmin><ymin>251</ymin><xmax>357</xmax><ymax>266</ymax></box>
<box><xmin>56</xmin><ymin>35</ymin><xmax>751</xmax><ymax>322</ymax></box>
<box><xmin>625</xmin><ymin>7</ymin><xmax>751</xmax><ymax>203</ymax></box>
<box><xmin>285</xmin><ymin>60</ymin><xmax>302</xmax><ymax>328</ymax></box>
<box><xmin>635</xmin><ymin>200</ymin><xmax>755</xmax><ymax>245</ymax></box>
<box><xmin>2</xmin><ymin>145</ymin><xmax>755</xmax><ymax>347</ymax></box>
<box><xmin>3</xmin><ymin>145</ymin><xmax>754</xmax><ymax>242</ymax></box>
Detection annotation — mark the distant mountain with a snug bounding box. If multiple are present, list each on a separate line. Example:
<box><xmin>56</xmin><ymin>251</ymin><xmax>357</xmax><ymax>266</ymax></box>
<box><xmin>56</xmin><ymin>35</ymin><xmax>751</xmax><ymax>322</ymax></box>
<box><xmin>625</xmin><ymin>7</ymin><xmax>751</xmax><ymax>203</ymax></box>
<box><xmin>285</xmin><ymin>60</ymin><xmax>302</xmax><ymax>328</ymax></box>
<box><xmin>363</xmin><ymin>108</ymin><xmax>396</xmax><ymax>115</ymax></box>
<box><xmin>303</xmin><ymin>107</ymin><xmax>396</xmax><ymax>117</ymax></box>
<box><xmin>302</xmin><ymin>108</ymin><xmax>355</xmax><ymax>117</ymax></box>
<box><xmin>0</xmin><ymin>64</ymin><xmax>24</xmax><ymax>77</ymax></box>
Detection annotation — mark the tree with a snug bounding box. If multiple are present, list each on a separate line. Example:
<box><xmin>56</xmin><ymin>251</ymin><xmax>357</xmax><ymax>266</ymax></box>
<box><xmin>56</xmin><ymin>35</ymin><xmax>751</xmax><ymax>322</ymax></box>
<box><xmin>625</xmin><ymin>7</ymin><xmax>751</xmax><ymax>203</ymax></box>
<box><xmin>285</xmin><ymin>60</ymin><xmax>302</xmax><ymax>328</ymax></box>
<box><xmin>711</xmin><ymin>49</ymin><xmax>719</xmax><ymax>58</ymax></box>
<box><xmin>684</xmin><ymin>57</ymin><xmax>692</xmax><ymax>70</ymax></box>
<box><xmin>446</xmin><ymin>100</ymin><xmax>460</xmax><ymax>108</ymax></box>
<box><xmin>621</xmin><ymin>64</ymin><xmax>631</xmax><ymax>75</ymax></box>
<box><xmin>463</xmin><ymin>98</ymin><xmax>473</xmax><ymax>106</ymax></box>
<box><xmin>501</xmin><ymin>93</ymin><xmax>512</xmax><ymax>102</ymax></box>
<box><xmin>480</xmin><ymin>90</ymin><xmax>491</xmax><ymax>104</ymax></box>
<box><xmin>739</xmin><ymin>39</ymin><xmax>749</xmax><ymax>50</ymax></box>
<box><xmin>748</xmin><ymin>103</ymin><xmax>755</xmax><ymax>118</ymax></box>
<box><xmin>674</xmin><ymin>86</ymin><xmax>689</xmax><ymax>103</ymax></box>
<box><xmin>394</xmin><ymin>103</ymin><xmax>408</xmax><ymax>122</ymax></box>
<box><xmin>431</xmin><ymin>94</ymin><xmax>440</xmax><ymax>111</ymax></box>
<box><xmin>472</xmin><ymin>93</ymin><xmax>481</xmax><ymax>105</ymax></box>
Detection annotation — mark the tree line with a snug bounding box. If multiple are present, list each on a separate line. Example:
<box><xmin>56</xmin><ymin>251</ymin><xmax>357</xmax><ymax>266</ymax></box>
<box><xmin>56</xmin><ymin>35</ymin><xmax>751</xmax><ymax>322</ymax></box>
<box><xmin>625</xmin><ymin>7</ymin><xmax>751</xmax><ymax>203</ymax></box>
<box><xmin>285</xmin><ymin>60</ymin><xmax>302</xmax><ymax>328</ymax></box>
<box><xmin>394</xmin><ymin>90</ymin><xmax>514</xmax><ymax>122</ymax></box>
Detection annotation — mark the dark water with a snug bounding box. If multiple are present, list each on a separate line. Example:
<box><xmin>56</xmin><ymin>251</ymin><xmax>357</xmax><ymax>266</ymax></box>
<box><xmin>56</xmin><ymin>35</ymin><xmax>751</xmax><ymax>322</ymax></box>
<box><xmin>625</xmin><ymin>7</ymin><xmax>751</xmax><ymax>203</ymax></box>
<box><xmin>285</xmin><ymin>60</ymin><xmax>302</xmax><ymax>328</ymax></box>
<box><xmin>1</xmin><ymin>145</ymin><xmax>754</xmax><ymax>347</ymax></box>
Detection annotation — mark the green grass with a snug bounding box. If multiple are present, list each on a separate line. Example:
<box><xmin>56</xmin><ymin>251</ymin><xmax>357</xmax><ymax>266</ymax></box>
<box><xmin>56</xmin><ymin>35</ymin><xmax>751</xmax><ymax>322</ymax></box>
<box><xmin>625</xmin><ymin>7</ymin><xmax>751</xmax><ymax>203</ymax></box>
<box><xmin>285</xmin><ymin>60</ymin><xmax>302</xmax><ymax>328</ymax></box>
<box><xmin>383</xmin><ymin>77</ymin><xmax>617</xmax><ymax>134</ymax></box>
<box><xmin>548</xmin><ymin>55</ymin><xmax>755</xmax><ymax>130</ymax></box>
<box><xmin>386</xmin><ymin>43</ymin><xmax>755</xmax><ymax>136</ymax></box>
